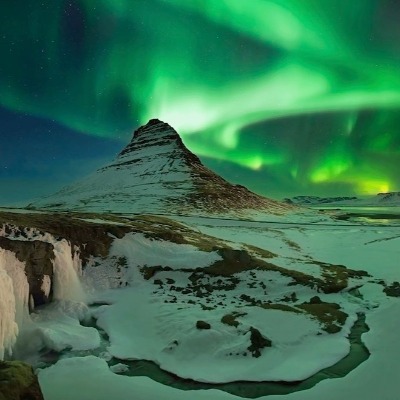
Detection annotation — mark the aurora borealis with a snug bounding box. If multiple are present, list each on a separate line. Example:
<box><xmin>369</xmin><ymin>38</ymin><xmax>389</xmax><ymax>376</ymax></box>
<box><xmin>1</xmin><ymin>0</ymin><xmax>400</xmax><ymax>203</ymax></box>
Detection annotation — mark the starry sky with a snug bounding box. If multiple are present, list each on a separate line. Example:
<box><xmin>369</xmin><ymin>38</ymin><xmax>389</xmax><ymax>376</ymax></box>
<box><xmin>1</xmin><ymin>0</ymin><xmax>400</xmax><ymax>204</ymax></box>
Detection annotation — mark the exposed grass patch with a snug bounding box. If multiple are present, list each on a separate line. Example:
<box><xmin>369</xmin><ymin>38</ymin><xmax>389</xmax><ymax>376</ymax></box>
<box><xmin>297</xmin><ymin>297</ymin><xmax>348</xmax><ymax>334</ymax></box>
<box><xmin>259</xmin><ymin>303</ymin><xmax>302</xmax><ymax>313</ymax></box>
<box><xmin>243</xmin><ymin>244</ymin><xmax>276</xmax><ymax>259</ymax></box>
<box><xmin>221</xmin><ymin>312</ymin><xmax>247</xmax><ymax>328</ymax></box>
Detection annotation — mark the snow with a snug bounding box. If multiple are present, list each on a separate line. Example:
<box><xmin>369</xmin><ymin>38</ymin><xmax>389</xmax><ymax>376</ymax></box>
<box><xmin>87</xmin><ymin>229</ymin><xmax>364</xmax><ymax>383</ymax></box>
<box><xmin>111</xmin><ymin>233</ymin><xmax>221</xmax><ymax>271</ymax></box>
<box><xmin>109</xmin><ymin>362</ymin><xmax>129</xmax><ymax>374</ymax></box>
<box><xmin>283</xmin><ymin>225</ymin><xmax>400</xmax><ymax>281</ymax></box>
<box><xmin>177</xmin><ymin>216</ymin><xmax>400</xmax><ymax>282</ymax></box>
<box><xmin>39</xmin><ymin>356</ymin><xmax>235</xmax><ymax>400</ymax></box>
<box><xmin>27</xmin><ymin>301</ymin><xmax>100</xmax><ymax>353</ymax></box>
<box><xmin>92</xmin><ymin>279</ymin><xmax>358</xmax><ymax>383</ymax></box>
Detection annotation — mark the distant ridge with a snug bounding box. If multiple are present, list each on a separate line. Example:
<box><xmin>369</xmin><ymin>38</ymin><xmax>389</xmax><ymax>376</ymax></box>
<box><xmin>284</xmin><ymin>192</ymin><xmax>400</xmax><ymax>207</ymax></box>
<box><xmin>30</xmin><ymin>119</ymin><xmax>292</xmax><ymax>215</ymax></box>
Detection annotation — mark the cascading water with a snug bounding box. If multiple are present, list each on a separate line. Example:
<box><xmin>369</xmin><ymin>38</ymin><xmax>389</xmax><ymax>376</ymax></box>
<box><xmin>52</xmin><ymin>239</ymin><xmax>86</xmax><ymax>303</ymax></box>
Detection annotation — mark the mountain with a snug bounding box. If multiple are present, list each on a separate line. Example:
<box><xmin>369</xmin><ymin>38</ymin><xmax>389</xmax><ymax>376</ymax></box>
<box><xmin>29</xmin><ymin>119</ymin><xmax>291</xmax><ymax>215</ymax></box>
<box><xmin>284</xmin><ymin>196</ymin><xmax>358</xmax><ymax>206</ymax></box>
<box><xmin>284</xmin><ymin>192</ymin><xmax>400</xmax><ymax>207</ymax></box>
<box><xmin>374</xmin><ymin>192</ymin><xmax>400</xmax><ymax>205</ymax></box>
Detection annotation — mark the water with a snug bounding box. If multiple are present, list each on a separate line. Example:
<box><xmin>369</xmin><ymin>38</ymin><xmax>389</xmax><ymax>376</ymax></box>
<box><xmin>315</xmin><ymin>206</ymin><xmax>400</xmax><ymax>225</ymax></box>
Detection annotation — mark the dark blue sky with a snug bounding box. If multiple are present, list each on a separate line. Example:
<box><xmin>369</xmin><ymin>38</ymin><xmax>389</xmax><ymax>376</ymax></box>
<box><xmin>0</xmin><ymin>106</ymin><xmax>123</xmax><ymax>204</ymax></box>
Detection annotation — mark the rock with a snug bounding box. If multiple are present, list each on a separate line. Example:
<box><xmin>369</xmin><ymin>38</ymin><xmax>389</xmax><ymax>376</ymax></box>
<box><xmin>196</xmin><ymin>320</ymin><xmax>211</xmax><ymax>330</ymax></box>
<box><xmin>0</xmin><ymin>361</ymin><xmax>44</xmax><ymax>400</ymax></box>
<box><xmin>324</xmin><ymin>324</ymin><xmax>341</xmax><ymax>334</ymax></box>
<box><xmin>0</xmin><ymin>237</ymin><xmax>54</xmax><ymax>308</ymax></box>
<box><xmin>383</xmin><ymin>281</ymin><xmax>400</xmax><ymax>297</ymax></box>
<box><xmin>247</xmin><ymin>327</ymin><xmax>272</xmax><ymax>358</ymax></box>
<box><xmin>309</xmin><ymin>296</ymin><xmax>322</xmax><ymax>304</ymax></box>
<box><xmin>109</xmin><ymin>363</ymin><xmax>129</xmax><ymax>374</ymax></box>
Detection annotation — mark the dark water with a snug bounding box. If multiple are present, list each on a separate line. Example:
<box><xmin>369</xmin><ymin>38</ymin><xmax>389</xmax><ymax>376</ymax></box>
<box><xmin>317</xmin><ymin>206</ymin><xmax>400</xmax><ymax>225</ymax></box>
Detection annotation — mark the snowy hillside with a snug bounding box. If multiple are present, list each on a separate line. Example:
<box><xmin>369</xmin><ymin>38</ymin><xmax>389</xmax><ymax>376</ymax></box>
<box><xmin>29</xmin><ymin>119</ymin><xmax>291</xmax><ymax>216</ymax></box>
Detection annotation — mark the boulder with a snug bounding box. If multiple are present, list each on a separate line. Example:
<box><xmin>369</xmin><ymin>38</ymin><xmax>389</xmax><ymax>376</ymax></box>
<box><xmin>0</xmin><ymin>361</ymin><xmax>44</xmax><ymax>400</ymax></box>
<box><xmin>196</xmin><ymin>320</ymin><xmax>211</xmax><ymax>330</ymax></box>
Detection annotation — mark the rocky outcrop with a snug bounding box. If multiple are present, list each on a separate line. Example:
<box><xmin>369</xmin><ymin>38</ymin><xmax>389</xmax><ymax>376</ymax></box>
<box><xmin>0</xmin><ymin>361</ymin><xmax>44</xmax><ymax>400</ymax></box>
<box><xmin>0</xmin><ymin>237</ymin><xmax>54</xmax><ymax>308</ymax></box>
<box><xmin>247</xmin><ymin>327</ymin><xmax>272</xmax><ymax>358</ymax></box>
<box><xmin>0</xmin><ymin>212</ymin><xmax>131</xmax><ymax>265</ymax></box>
<box><xmin>383</xmin><ymin>281</ymin><xmax>400</xmax><ymax>297</ymax></box>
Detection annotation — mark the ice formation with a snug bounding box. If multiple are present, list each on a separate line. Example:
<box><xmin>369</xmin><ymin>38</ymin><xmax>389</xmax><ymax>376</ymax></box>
<box><xmin>0</xmin><ymin>249</ymin><xmax>29</xmax><ymax>360</ymax></box>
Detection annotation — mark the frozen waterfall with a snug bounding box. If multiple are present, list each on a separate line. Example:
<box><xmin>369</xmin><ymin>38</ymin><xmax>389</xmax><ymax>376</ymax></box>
<box><xmin>0</xmin><ymin>249</ymin><xmax>30</xmax><ymax>360</ymax></box>
<box><xmin>0</xmin><ymin>235</ymin><xmax>87</xmax><ymax>360</ymax></box>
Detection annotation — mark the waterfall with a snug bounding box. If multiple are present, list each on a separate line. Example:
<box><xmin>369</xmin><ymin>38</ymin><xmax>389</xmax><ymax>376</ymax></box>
<box><xmin>0</xmin><ymin>234</ymin><xmax>87</xmax><ymax>359</ymax></box>
<box><xmin>52</xmin><ymin>239</ymin><xmax>86</xmax><ymax>303</ymax></box>
<box><xmin>0</xmin><ymin>249</ymin><xmax>30</xmax><ymax>360</ymax></box>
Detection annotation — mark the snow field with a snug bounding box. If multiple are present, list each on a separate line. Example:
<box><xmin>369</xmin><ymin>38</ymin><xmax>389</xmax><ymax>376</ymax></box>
<box><xmin>2</xmin><ymin>213</ymin><xmax>398</xmax><ymax>399</ymax></box>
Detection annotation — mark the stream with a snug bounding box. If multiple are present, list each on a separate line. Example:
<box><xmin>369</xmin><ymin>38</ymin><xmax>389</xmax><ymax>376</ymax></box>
<box><xmin>34</xmin><ymin>310</ymin><xmax>370</xmax><ymax>398</ymax></box>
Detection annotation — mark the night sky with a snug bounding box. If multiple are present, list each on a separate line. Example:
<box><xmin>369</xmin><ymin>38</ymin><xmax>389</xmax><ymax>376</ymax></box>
<box><xmin>1</xmin><ymin>0</ymin><xmax>400</xmax><ymax>204</ymax></box>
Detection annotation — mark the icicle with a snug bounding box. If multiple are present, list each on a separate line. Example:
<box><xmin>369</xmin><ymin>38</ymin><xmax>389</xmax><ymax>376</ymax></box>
<box><xmin>0</xmin><ymin>267</ymin><xmax>17</xmax><ymax>360</ymax></box>
<box><xmin>41</xmin><ymin>275</ymin><xmax>51</xmax><ymax>299</ymax></box>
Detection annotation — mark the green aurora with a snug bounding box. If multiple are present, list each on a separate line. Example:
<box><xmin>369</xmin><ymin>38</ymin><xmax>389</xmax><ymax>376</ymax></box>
<box><xmin>1</xmin><ymin>0</ymin><xmax>399</xmax><ymax>197</ymax></box>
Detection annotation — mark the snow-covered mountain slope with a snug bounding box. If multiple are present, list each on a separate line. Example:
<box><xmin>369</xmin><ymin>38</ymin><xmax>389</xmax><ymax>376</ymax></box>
<box><xmin>29</xmin><ymin>119</ymin><xmax>292</xmax><ymax>216</ymax></box>
<box><xmin>285</xmin><ymin>192</ymin><xmax>400</xmax><ymax>207</ymax></box>
<box><xmin>373</xmin><ymin>191</ymin><xmax>400</xmax><ymax>205</ymax></box>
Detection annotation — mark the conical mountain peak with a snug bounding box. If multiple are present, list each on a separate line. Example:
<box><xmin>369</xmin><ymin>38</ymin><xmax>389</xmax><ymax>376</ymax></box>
<box><xmin>132</xmin><ymin>118</ymin><xmax>176</xmax><ymax>139</ymax></box>
<box><xmin>118</xmin><ymin>118</ymin><xmax>201</xmax><ymax>165</ymax></box>
<box><xmin>30</xmin><ymin>120</ymin><xmax>292</xmax><ymax>216</ymax></box>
